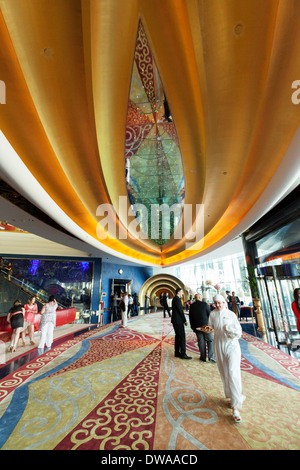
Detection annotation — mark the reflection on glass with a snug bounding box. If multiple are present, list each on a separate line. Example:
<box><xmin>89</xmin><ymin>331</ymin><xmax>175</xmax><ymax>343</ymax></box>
<box><xmin>256</xmin><ymin>278</ymin><xmax>277</xmax><ymax>345</ymax></box>
<box><xmin>257</xmin><ymin>270</ymin><xmax>300</xmax><ymax>358</ymax></box>
<box><xmin>2</xmin><ymin>258</ymin><xmax>93</xmax><ymax>309</ymax></box>
<box><xmin>279</xmin><ymin>279</ymin><xmax>297</xmax><ymax>330</ymax></box>
<box><xmin>177</xmin><ymin>252</ymin><xmax>251</xmax><ymax>304</ymax></box>
<box><xmin>256</xmin><ymin>217</ymin><xmax>300</xmax><ymax>263</ymax></box>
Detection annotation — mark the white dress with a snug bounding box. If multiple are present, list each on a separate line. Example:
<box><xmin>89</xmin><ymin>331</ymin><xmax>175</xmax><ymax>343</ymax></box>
<box><xmin>38</xmin><ymin>301</ymin><xmax>57</xmax><ymax>349</ymax></box>
<box><xmin>208</xmin><ymin>307</ymin><xmax>245</xmax><ymax>409</ymax></box>
<box><xmin>122</xmin><ymin>295</ymin><xmax>128</xmax><ymax>327</ymax></box>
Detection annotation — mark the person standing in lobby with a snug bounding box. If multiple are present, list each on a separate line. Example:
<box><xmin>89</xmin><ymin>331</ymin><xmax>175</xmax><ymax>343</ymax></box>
<box><xmin>128</xmin><ymin>294</ymin><xmax>134</xmax><ymax>318</ymax></box>
<box><xmin>292</xmin><ymin>288</ymin><xmax>300</xmax><ymax>333</ymax></box>
<box><xmin>189</xmin><ymin>294</ymin><xmax>215</xmax><ymax>362</ymax></box>
<box><xmin>229</xmin><ymin>291</ymin><xmax>241</xmax><ymax>318</ymax></box>
<box><xmin>208</xmin><ymin>294</ymin><xmax>245</xmax><ymax>423</ymax></box>
<box><xmin>38</xmin><ymin>295</ymin><xmax>58</xmax><ymax>350</ymax></box>
<box><xmin>162</xmin><ymin>292</ymin><xmax>171</xmax><ymax>318</ymax></box>
<box><xmin>133</xmin><ymin>293</ymin><xmax>140</xmax><ymax>316</ymax></box>
<box><xmin>124</xmin><ymin>291</ymin><xmax>129</xmax><ymax>319</ymax></box>
<box><xmin>119</xmin><ymin>291</ymin><xmax>128</xmax><ymax>327</ymax></box>
<box><xmin>111</xmin><ymin>292</ymin><xmax>118</xmax><ymax>322</ymax></box>
<box><xmin>118</xmin><ymin>292</ymin><xmax>125</xmax><ymax>327</ymax></box>
<box><xmin>171</xmin><ymin>288</ymin><xmax>192</xmax><ymax>360</ymax></box>
<box><xmin>7</xmin><ymin>300</ymin><xmax>25</xmax><ymax>352</ymax></box>
<box><xmin>23</xmin><ymin>295</ymin><xmax>38</xmax><ymax>345</ymax></box>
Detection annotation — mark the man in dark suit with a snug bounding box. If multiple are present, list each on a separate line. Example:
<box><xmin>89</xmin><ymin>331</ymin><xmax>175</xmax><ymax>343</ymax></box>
<box><xmin>189</xmin><ymin>294</ymin><xmax>215</xmax><ymax>362</ymax></box>
<box><xmin>171</xmin><ymin>288</ymin><xmax>192</xmax><ymax>359</ymax></box>
<box><xmin>162</xmin><ymin>292</ymin><xmax>171</xmax><ymax>318</ymax></box>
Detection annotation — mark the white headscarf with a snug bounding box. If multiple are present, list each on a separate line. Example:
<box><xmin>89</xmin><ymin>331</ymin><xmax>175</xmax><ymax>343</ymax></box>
<box><xmin>214</xmin><ymin>294</ymin><xmax>226</xmax><ymax>303</ymax></box>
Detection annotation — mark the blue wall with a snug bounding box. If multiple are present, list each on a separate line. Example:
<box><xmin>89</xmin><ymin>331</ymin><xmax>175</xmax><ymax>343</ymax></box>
<box><xmin>101</xmin><ymin>261</ymin><xmax>153</xmax><ymax>310</ymax></box>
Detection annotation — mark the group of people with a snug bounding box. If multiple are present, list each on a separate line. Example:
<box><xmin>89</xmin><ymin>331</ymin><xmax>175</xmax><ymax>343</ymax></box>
<box><xmin>111</xmin><ymin>291</ymin><xmax>140</xmax><ymax>327</ymax></box>
<box><xmin>6</xmin><ymin>287</ymin><xmax>300</xmax><ymax>425</ymax></box>
<box><xmin>7</xmin><ymin>295</ymin><xmax>58</xmax><ymax>352</ymax></box>
<box><xmin>171</xmin><ymin>288</ymin><xmax>245</xmax><ymax>423</ymax></box>
<box><xmin>172</xmin><ymin>287</ymin><xmax>300</xmax><ymax>423</ymax></box>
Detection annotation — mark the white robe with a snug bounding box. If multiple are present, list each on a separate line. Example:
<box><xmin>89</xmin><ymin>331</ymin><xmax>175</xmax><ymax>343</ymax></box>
<box><xmin>208</xmin><ymin>307</ymin><xmax>245</xmax><ymax>409</ymax></box>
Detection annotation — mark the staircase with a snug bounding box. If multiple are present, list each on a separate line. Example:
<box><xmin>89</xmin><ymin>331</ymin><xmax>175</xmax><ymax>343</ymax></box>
<box><xmin>0</xmin><ymin>272</ymin><xmax>35</xmax><ymax>314</ymax></box>
<box><xmin>0</xmin><ymin>269</ymin><xmax>65</xmax><ymax>314</ymax></box>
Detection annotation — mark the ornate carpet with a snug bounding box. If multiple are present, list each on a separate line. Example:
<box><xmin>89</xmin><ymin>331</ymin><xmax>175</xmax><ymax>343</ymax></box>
<box><xmin>0</xmin><ymin>313</ymin><xmax>299</xmax><ymax>451</ymax></box>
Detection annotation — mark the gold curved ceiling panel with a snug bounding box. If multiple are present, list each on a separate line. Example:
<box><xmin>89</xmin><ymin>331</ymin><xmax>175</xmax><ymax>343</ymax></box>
<box><xmin>0</xmin><ymin>0</ymin><xmax>299</xmax><ymax>266</ymax></box>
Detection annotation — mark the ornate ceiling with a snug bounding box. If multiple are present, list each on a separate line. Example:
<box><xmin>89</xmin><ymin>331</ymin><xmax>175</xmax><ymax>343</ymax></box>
<box><xmin>0</xmin><ymin>0</ymin><xmax>300</xmax><ymax>266</ymax></box>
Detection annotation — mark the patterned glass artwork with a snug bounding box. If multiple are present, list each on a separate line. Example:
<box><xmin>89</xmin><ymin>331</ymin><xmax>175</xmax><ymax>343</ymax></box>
<box><xmin>125</xmin><ymin>22</ymin><xmax>185</xmax><ymax>246</ymax></box>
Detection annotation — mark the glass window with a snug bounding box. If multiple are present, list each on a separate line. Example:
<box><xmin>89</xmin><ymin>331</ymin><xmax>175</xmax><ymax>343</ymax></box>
<box><xmin>176</xmin><ymin>251</ymin><xmax>251</xmax><ymax>304</ymax></box>
<box><xmin>256</xmin><ymin>217</ymin><xmax>300</xmax><ymax>263</ymax></box>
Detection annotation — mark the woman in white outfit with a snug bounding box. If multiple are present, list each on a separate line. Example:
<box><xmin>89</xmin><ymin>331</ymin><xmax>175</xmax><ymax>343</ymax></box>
<box><xmin>38</xmin><ymin>295</ymin><xmax>58</xmax><ymax>349</ymax></box>
<box><xmin>208</xmin><ymin>294</ymin><xmax>245</xmax><ymax>423</ymax></box>
<box><xmin>119</xmin><ymin>292</ymin><xmax>128</xmax><ymax>327</ymax></box>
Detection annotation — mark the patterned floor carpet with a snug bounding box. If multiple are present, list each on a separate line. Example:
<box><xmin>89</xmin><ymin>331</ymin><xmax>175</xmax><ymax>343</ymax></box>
<box><xmin>0</xmin><ymin>312</ymin><xmax>299</xmax><ymax>451</ymax></box>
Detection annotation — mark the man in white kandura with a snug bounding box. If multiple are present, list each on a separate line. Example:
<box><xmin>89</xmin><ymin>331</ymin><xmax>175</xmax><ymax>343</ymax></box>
<box><xmin>208</xmin><ymin>294</ymin><xmax>245</xmax><ymax>423</ymax></box>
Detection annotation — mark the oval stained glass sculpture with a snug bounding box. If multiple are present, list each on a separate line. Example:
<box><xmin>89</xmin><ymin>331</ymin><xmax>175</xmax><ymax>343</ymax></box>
<box><xmin>125</xmin><ymin>21</ymin><xmax>185</xmax><ymax>246</ymax></box>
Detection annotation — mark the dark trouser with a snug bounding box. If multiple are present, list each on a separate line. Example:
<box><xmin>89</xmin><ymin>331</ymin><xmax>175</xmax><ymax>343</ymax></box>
<box><xmin>128</xmin><ymin>304</ymin><xmax>134</xmax><ymax>317</ymax></box>
<box><xmin>172</xmin><ymin>322</ymin><xmax>186</xmax><ymax>357</ymax></box>
<box><xmin>163</xmin><ymin>305</ymin><xmax>171</xmax><ymax>318</ymax></box>
<box><xmin>195</xmin><ymin>330</ymin><xmax>214</xmax><ymax>361</ymax></box>
<box><xmin>133</xmin><ymin>305</ymin><xmax>139</xmax><ymax>316</ymax></box>
<box><xmin>111</xmin><ymin>306</ymin><xmax>118</xmax><ymax>322</ymax></box>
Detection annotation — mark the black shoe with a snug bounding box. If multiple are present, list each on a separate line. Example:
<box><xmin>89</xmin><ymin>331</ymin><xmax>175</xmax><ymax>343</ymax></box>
<box><xmin>199</xmin><ymin>358</ymin><xmax>206</xmax><ymax>362</ymax></box>
<box><xmin>175</xmin><ymin>353</ymin><xmax>181</xmax><ymax>357</ymax></box>
<box><xmin>181</xmin><ymin>354</ymin><xmax>192</xmax><ymax>360</ymax></box>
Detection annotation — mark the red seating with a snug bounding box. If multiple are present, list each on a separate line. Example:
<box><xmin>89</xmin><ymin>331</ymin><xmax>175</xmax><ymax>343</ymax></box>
<box><xmin>0</xmin><ymin>307</ymin><xmax>76</xmax><ymax>338</ymax></box>
<box><xmin>55</xmin><ymin>307</ymin><xmax>77</xmax><ymax>328</ymax></box>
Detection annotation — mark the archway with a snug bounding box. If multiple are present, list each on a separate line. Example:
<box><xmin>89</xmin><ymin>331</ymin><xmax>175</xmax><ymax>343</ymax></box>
<box><xmin>139</xmin><ymin>273</ymin><xmax>188</xmax><ymax>313</ymax></box>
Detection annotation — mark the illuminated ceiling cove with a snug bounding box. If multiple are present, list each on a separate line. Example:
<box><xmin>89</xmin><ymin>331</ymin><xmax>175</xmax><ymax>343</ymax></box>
<box><xmin>0</xmin><ymin>0</ymin><xmax>300</xmax><ymax>266</ymax></box>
